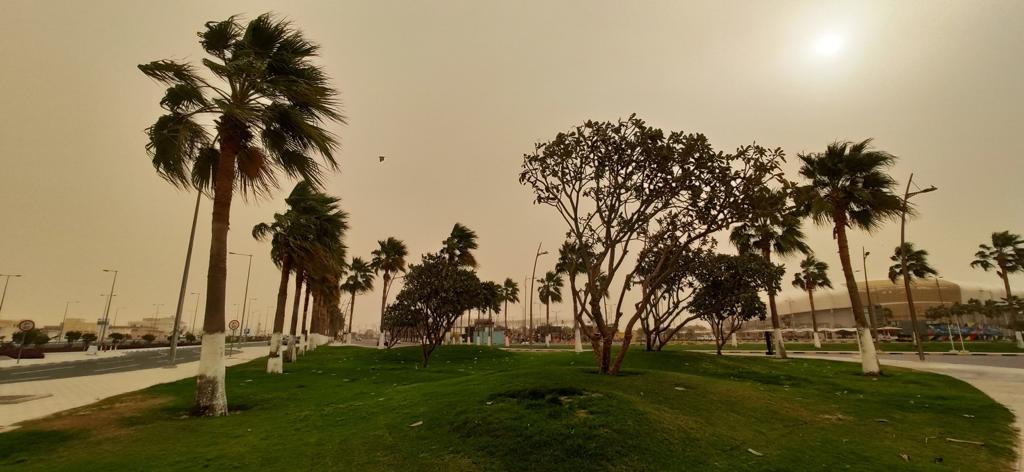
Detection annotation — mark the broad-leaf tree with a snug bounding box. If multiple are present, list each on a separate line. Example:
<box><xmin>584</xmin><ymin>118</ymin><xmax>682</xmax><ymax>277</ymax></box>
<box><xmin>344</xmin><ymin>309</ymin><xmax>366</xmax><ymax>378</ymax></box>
<box><xmin>371</xmin><ymin>237</ymin><xmax>408</xmax><ymax>349</ymax></box>
<box><xmin>385</xmin><ymin>253</ymin><xmax>484</xmax><ymax>367</ymax></box>
<box><xmin>689</xmin><ymin>253</ymin><xmax>781</xmax><ymax>355</ymax></box>
<box><xmin>140</xmin><ymin>14</ymin><xmax>344</xmax><ymax>415</ymax></box>
<box><xmin>791</xmin><ymin>255</ymin><xmax>832</xmax><ymax>348</ymax></box>
<box><xmin>796</xmin><ymin>139</ymin><xmax>904</xmax><ymax>375</ymax></box>
<box><xmin>520</xmin><ymin>115</ymin><xmax>783</xmax><ymax>374</ymax></box>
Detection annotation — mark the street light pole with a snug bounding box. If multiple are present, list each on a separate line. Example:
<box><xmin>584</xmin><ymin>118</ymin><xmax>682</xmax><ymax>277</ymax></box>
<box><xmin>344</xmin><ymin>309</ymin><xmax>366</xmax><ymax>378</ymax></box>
<box><xmin>899</xmin><ymin>173</ymin><xmax>937</xmax><ymax>362</ymax></box>
<box><xmin>229</xmin><ymin>252</ymin><xmax>253</xmax><ymax>352</ymax></box>
<box><xmin>169</xmin><ymin>190</ymin><xmax>203</xmax><ymax>363</ymax></box>
<box><xmin>529</xmin><ymin>243</ymin><xmax>547</xmax><ymax>344</ymax></box>
<box><xmin>189</xmin><ymin>292</ymin><xmax>201</xmax><ymax>337</ymax></box>
<box><xmin>861</xmin><ymin>249</ymin><xmax>879</xmax><ymax>350</ymax></box>
<box><xmin>58</xmin><ymin>300</ymin><xmax>79</xmax><ymax>345</ymax></box>
<box><xmin>97</xmin><ymin>270</ymin><xmax>118</xmax><ymax>352</ymax></box>
<box><xmin>0</xmin><ymin>274</ymin><xmax>23</xmax><ymax>314</ymax></box>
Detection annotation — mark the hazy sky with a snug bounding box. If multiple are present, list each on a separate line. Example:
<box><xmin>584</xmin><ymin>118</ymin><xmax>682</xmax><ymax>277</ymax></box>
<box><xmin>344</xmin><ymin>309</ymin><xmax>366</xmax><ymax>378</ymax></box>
<box><xmin>1</xmin><ymin>0</ymin><xmax>1021</xmax><ymax>331</ymax></box>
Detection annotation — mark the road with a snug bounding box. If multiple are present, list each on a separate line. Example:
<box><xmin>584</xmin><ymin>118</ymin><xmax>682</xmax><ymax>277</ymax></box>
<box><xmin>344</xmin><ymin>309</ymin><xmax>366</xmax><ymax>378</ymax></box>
<box><xmin>793</xmin><ymin>351</ymin><xmax>1024</xmax><ymax>369</ymax></box>
<box><xmin>0</xmin><ymin>342</ymin><xmax>266</xmax><ymax>385</ymax></box>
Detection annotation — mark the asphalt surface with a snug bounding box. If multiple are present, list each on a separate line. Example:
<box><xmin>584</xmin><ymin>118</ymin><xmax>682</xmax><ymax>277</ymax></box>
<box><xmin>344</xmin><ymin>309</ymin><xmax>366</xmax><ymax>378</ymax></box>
<box><xmin>0</xmin><ymin>342</ymin><xmax>266</xmax><ymax>385</ymax></box>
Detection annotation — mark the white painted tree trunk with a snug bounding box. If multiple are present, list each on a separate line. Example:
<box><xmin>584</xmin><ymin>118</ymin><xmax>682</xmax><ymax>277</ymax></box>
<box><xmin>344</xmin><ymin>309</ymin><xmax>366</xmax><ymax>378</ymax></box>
<box><xmin>286</xmin><ymin>340</ymin><xmax>297</xmax><ymax>363</ymax></box>
<box><xmin>505</xmin><ymin>332</ymin><xmax>511</xmax><ymax>348</ymax></box>
<box><xmin>772</xmin><ymin>328</ymin><xmax>786</xmax><ymax>359</ymax></box>
<box><xmin>544</xmin><ymin>334</ymin><xmax>550</xmax><ymax>347</ymax></box>
<box><xmin>487</xmin><ymin>328</ymin><xmax>493</xmax><ymax>346</ymax></box>
<box><xmin>267</xmin><ymin>333</ymin><xmax>283</xmax><ymax>374</ymax></box>
<box><xmin>730</xmin><ymin>333</ymin><xmax>738</xmax><ymax>348</ymax></box>
<box><xmin>377</xmin><ymin>331</ymin><xmax>386</xmax><ymax>349</ymax></box>
<box><xmin>300</xmin><ymin>335</ymin><xmax>307</xmax><ymax>355</ymax></box>
<box><xmin>574</xmin><ymin>328</ymin><xmax>582</xmax><ymax>353</ymax></box>
<box><xmin>1015</xmin><ymin>331</ymin><xmax>1024</xmax><ymax>349</ymax></box>
<box><xmin>195</xmin><ymin>332</ymin><xmax>227</xmax><ymax>415</ymax></box>
<box><xmin>812</xmin><ymin>331</ymin><xmax>821</xmax><ymax>349</ymax></box>
<box><xmin>857</xmin><ymin>327</ymin><xmax>881</xmax><ymax>375</ymax></box>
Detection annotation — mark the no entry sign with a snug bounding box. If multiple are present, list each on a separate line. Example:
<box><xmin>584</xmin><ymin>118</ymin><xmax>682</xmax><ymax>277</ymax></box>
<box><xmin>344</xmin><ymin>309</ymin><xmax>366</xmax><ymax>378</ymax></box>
<box><xmin>17</xmin><ymin>319</ymin><xmax>35</xmax><ymax>332</ymax></box>
<box><xmin>228</xmin><ymin>320</ymin><xmax>240</xmax><ymax>331</ymax></box>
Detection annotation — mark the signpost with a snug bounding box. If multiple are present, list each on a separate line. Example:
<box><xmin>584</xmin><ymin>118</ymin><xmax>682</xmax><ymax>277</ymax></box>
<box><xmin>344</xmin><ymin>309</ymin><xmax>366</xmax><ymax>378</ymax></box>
<box><xmin>228</xmin><ymin>320</ymin><xmax>240</xmax><ymax>358</ymax></box>
<box><xmin>16</xmin><ymin>319</ymin><xmax>35</xmax><ymax>364</ymax></box>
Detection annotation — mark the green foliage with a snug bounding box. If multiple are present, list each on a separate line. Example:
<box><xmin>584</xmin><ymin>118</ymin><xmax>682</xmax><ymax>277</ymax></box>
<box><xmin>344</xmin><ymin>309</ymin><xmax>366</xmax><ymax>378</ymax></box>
<box><xmin>13</xmin><ymin>329</ymin><xmax>48</xmax><ymax>346</ymax></box>
<box><xmin>888</xmin><ymin>242</ymin><xmax>938</xmax><ymax>283</ymax></box>
<box><xmin>970</xmin><ymin>231</ymin><xmax>1023</xmax><ymax>276</ymax></box>
<box><xmin>141</xmin><ymin>334</ymin><xmax>157</xmax><ymax>344</ymax></box>
<box><xmin>689</xmin><ymin>253</ymin><xmax>782</xmax><ymax>324</ymax></box>
<box><xmin>80</xmin><ymin>333</ymin><xmax>97</xmax><ymax>346</ymax></box>
<box><xmin>792</xmin><ymin>255</ymin><xmax>832</xmax><ymax>292</ymax></box>
<box><xmin>140</xmin><ymin>13</ymin><xmax>344</xmax><ymax>194</ymax></box>
<box><xmin>441</xmin><ymin>223</ymin><xmax>479</xmax><ymax>268</ymax></box>
<box><xmin>536</xmin><ymin>270</ymin><xmax>563</xmax><ymax>305</ymax></box>
<box><xmin>796</xmin><ymin>139</ymin><xmax>905</xmax><ymax>232</ymax></box>
<box><xmin>64</xmin><ymin>331</ymin><xmax>83</xmax><ymax>344</ymax></box>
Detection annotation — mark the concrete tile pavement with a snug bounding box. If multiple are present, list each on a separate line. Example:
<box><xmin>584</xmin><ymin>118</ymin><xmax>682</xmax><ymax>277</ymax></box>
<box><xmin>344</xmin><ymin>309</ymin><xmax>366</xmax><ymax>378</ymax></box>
<box><xmin>0</xmin><ymin>345</ymin><xmax>267</xmax><ymax>432</ymax></box>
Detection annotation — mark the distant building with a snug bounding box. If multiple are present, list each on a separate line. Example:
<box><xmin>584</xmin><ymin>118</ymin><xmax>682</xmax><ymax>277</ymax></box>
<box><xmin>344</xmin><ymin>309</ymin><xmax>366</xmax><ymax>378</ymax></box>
<box><xmin>747</xmin><ymin>279</ymin><xmax>1003</xmax><ymax>330</ymax></box>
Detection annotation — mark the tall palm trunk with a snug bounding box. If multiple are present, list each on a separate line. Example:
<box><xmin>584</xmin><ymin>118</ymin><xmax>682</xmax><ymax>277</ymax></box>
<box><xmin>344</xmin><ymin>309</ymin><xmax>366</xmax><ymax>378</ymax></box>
<box><xmin>835</xmin><ymin>219</ymin><xmax>880</xmax><ymax>375</ymax></box>
<box><xmin>300</xmin><ymin>286</ymin><xmax>310</xmax><ymax>353</ymax></box>
<box><xmin>194</xmin><ymin>130</ymin><xmax>239</xmax><ymax>416</ymax></box>
<box><xmin>808</xmin><ymin>289</ymin><xmax>821</xmax><ymax>348</ymax></box>
<box><xmin>760</xmin><ymin>246</ymin><xmax>787</xmax><ymax>359</ymax></box>
<box><xmin>569</xmin><ymin>275</ymin><xmax>582</xmax><ymax>353</ymax></box>
<box><xmin>503</xmin><ymin>299</ymin><xmax>510</xmax><ymax>347</ymax></box>
<box><xmin>1001</xmin><ymin>269</ymin><xmax>1024</xmax><ymax>347</ymax></box>
<box><xmin>378</xmin><ymin>273</ymin><xmax>390</xmax><ymax>349</ymax></box>
<box><xmin>348</xmin><ymin>290</ymin><xmax>356</xmax><ymax>340</ymax></box>
<box><xmin>285</xmin><ymin>272</ymin><xmax>303</xmax><ymax>362</ymax></box>
<box><xmin>267</xmin><ymin>257</ymin><xmax>291</xmax><ymax>374</ymax></box>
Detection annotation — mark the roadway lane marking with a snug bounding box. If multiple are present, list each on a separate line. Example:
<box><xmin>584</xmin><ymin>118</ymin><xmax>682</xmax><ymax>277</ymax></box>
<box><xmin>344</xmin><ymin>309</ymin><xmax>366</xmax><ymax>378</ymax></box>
<box><xmin>94</xmin><ymin>364</ymin><xmax>140</xmax><ymax>372</ymax></box>
<box><xmin>10</xmin><ymin>366</ymin><xmax>73</xmax><ymax>375</ymax></box>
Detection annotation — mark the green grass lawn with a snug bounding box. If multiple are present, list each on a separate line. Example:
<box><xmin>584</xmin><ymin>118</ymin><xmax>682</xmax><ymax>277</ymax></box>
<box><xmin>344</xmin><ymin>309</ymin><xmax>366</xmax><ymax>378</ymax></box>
<box><xmin>675</xmin><ymin>341</ymin><xmax>1024</xmax><ymax>353</ymax></box>
<box><xmin>0</xmin><ymin>346</ymin><xmax>1016</xmax><ymax>471</ymax></box>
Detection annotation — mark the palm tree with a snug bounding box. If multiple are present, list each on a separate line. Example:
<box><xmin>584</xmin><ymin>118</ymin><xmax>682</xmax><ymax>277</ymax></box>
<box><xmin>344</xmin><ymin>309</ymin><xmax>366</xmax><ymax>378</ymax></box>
<box><xmin>500</xmin><ymin>278</ymin><xmax>520</xmax><ymax>346</ymax></box>
<box><xmin>797</xmin><ymin>139</ymin><xmax>905</xmax><ymax>375</ymax></box>
<box><xmin>442</xmin><ymin>223</ymin><xmax>479</xmax><ymax>268</ymax></box>
<box><xmin>253</xmin><ymin>182</ymin><xmax>347</xmax><ymax>372</ymax></box>
<box><xmin>537</xmin><ymin>270</ymin><xmax>564</xmax><ymax>345</ymax></box>
<box><xmin>971</xmin><ymin>231</ymin><xmax>1023</xmax><ymax>342</ymax></box>
<box><xmin>341</xmin><ymin>257</ymin><xmax>375</xmax><ymax>342</ymax></box>
<box><xmin>791</xmin><ymin>255</ymin><xmax>833</xmax><ymax>348</ymax></box>
<box><xmin>729</xmin><ymin>190</ymin><xmax>810</xmax><ymax>359</ymax></box>
<box><xmin>888</xmin><ymin>242</ymin><xmax>939</xmax><ymax>350</ymax></box>
<box><xmin>557</xmin><ymin>240</ymin><xmax>592</xmax><ymax>353</ymax></box>
<box><xmin>140</xmin><ymin>14</ymin><xmax>344</xmax><ymax>416</ymax></box>
<box><xmin>371</xmin><ymin>238</ymin><xmax>408</xmax><ymax>349</ymax></box>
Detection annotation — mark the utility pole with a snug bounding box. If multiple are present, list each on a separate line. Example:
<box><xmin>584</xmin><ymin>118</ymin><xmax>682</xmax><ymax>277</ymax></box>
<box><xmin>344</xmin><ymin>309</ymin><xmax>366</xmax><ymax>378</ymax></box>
<box><xmin>529</xmin><ymin>243</ymin><xmax>547</xmax><ymax>344</ymax></box>
<box><xmin>170</xmin><ymin>190</ymin><xmax>202</xmax><ymax>363</ymax></box>
<box><xmin>96</xmin><ymin>269</ymin><xmax>118</xmax><ymax>352</ymax></box>
<box><xmin>861</xmin><ymin>248</ymin><xmax>879</xmax><ymax>349</ymax></box>
<box><xmin>57</xmin><ymin>300</ymin><xmax>79</xmax><ymax>345</ymax></box>
<box><xmin>0</xmin><ymin>274</ymin><xmax>23</xmax><ymax>314</ymax></box>
<box><xmin>899</xmin><ymin>173</ymin><xmax>937</xmax><ymax>362</ymax></box>
<box><xmin>229</xmin><ymin>252</ymin><xmax>253</xmax><ymax>352</ymax></box>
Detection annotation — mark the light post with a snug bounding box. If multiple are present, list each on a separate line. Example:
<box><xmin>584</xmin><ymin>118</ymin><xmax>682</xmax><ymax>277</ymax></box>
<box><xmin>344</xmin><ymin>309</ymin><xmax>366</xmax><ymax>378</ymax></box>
<box><xmin>57</xmin><ymin>300</ymin><xmax>79</xmax><ymax>345</ymax></box>
<box><xmin>167</xmin><ymin>190</ymin><xmax>202</xmax><ymax>364</ymax></box>
<box><xmin>152</xmin><ymin>303</ymin><xmax>164</xmax><ymax>336</ymax></box>
<box><xmin>528</xmin><ymin>243</ymin><xmax>547</xmax><ymax>344</ymax></box>
<box><xmin>0</xmin><ymin>274</ymin><xmax>23</xmax><ymax>314</ymax></box>
<box><xmin>244</xmin><ymin>297</ymin><xmax>257</xmax><ymax>342</ymax></box>
<box><xmin>96</xmin><ymin>269</ymin><xmax>118</xmax><ymax>353</ymax></box>
<box><xmin>189</xmin><ymin>292</ymin><xmax>201</xmax><ymax>337</ymax></box>
<box><xmin>229</xmin><ymin>252</ymin><xmax>253</xmax><ymax>351</ymax></box>
<box><xmin>899</xmin><ymin>173</ymin><xmax>937</xmax><ymax>361</ymax></box>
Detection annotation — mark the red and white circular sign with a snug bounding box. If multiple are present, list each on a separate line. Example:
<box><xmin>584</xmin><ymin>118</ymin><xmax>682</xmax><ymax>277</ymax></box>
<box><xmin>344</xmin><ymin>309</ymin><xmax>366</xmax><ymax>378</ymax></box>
<box><xmin>17</xmin><ymin>319</ymin><xmax>35</xmax><ymax>332</ymax></box>
<box><xmin>228</xmin><ymin>320</ymin><xmax>240</xmax><ymax>330</ymax></box>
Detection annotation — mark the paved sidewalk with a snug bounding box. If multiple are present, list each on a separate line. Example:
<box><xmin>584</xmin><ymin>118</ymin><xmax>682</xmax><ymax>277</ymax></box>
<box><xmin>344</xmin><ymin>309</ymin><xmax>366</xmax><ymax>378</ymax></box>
<box><xmin>0</xmin><ymin>345</ymin><xmax>267</xmax><ymax>432</ymax></box>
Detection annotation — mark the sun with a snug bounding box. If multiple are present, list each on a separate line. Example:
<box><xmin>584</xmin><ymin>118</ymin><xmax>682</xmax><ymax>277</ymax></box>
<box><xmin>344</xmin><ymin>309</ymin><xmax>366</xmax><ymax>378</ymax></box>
<box><xmin>813</xmin><ymin>32</ymin><xmax>844</xmax><ymax>57</ymax></box>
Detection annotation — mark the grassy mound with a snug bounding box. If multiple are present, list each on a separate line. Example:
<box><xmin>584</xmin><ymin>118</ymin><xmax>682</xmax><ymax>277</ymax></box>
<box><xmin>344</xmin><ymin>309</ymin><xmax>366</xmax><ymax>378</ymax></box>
<box><xmin>0</xmin><ymin>346</ymin><xmax>1016</xmax><ymax>471</ymax></box>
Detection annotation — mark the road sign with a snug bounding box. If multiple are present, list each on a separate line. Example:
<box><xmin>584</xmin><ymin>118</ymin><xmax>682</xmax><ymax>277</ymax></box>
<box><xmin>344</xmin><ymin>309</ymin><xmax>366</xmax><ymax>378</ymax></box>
<box><xmin>228</xmin><ymin>320</ymin><xmax>240</xmax><ymax>330</ymax></box>
<box><xmin>17</xmin><ymin>319</ymin><xmax>35</xmax><ymax>332</ymax></box>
